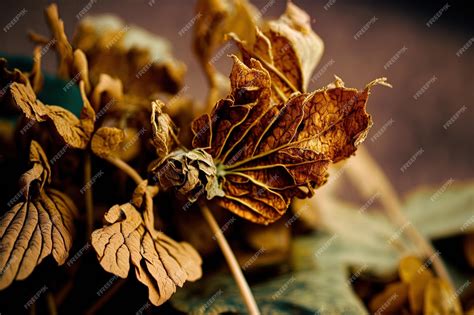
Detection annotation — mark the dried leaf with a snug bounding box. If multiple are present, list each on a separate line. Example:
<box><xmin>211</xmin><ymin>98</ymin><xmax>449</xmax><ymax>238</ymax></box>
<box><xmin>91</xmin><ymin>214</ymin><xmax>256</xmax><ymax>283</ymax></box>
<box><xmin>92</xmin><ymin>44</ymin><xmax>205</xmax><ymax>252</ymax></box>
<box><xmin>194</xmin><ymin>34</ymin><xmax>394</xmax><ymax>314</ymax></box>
<box><xmin>369</xmin><ymin>282</ymin><xmax>409</xmax><ymax>314</ymax></box>
<box><xmin>152</xmin><ymin>149</ymin><xmax>224</xmax><ymax>201</ymax></box>
<box><xmin>91</xmin><ymin>183</ymin><xmax>202</xmax><ymax>306</ymax></box>
<box><xmin>91</xmin><ymin>73</ymin><xmax>123</xmax><ymax>111</ymax></box>
<box><xmin>193</xmin><ymin>0</ymin><xmax>260</xmax><ymax>96</ymax></box>
<box><xmin>74</xmin><ymin>15</ymin><xmax>186</xmax><ymax>98</ymax></box>
<box><xmin>230</xmin><ymin>2</ymin><xmax>324</xmax><ymax>104</ymax></box>
<box><xmin>10</xmin><ymin>79</ymin><xmax>96</xmax><ymax>149</ymax></box>
<box><xmin>29</xmin><ymin>46</ymin><xmax>44</xmax><ymax>93</ymax></box>
<box><xmin>91</xmin><ymin>127</ymin><xmax>125</xmax><ymax>158</ymax></box>
<box><xmin>424</xmin><ymin>278</ymin><xmax>463</xmax><ymax>315</ymax></box>
<box><xmin>0</xmin><ymin>141</ymin><xmax>76</xmax><ymax>290</ymax></box>
<box><xmin>192</xmin><ymin>56</ymin><xmax>388</xmax><ymax>224</ymax></box>
<box><xmin>151</xmin><ymin>100</ymin><xmax>178</xmax><ymax>159</ymax></box>
<box><xmin>44</xmin><ymin>4</ymin><xmax>74</xmax><ymax>79</ymax></box>
<box><xmin>172</xmin><ymin>234</ymin><xmax>369</xmax><ymax>315</ymax></box>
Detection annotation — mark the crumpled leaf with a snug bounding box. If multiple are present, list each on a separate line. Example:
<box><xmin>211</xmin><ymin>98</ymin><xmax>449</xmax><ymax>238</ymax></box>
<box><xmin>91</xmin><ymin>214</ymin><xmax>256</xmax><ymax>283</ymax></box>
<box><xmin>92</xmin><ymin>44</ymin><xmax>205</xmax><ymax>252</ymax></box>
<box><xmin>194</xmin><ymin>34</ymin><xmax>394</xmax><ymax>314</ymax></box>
<box><xmin>74</xmin><ymin>14</ymin><xmax>186</xmax><ymax>98</ymax></box>
<box><xmin>44</xmin><ymin>3</ymin><xmax>74</xmax><ymax>79</ymax></box>
<box><xmin>152</xmin><ymin>149</ymin><xmax>224</xmax><ymax>202</ymax></box>
<box><xmin>91</xmin><ymin>127</ymin><xmax>125</xmax><ymax>158</ymax></box>
<box><xmin>91</xmin><ymin>73</ymin><xmax>123</xmax><ymax>111</ymax></box>
<box><xmin>9</xmin><ymin>78</ymin><xmax>96</xmax><ymax>149</ymax></box>
<box><xmin>171</xmin><ymin>233</ymin><xmax>368</xmax><ymax>315</ymax></box>
<box><xmin>0</xmin><ymin>141</ymin><xmax>76</xmax><ymax>290</ymax></box>
<box><xmin>230</xmin><ymin>2</ymin><xmax>324</xmax><ymax>104</ymax></box>
<box><xmin>193</xmin><ymin>0</ymin><xmax>260</xmax><ymax>106</ymax></box>
<box><xmin>192</xmin><ymin>56</ymin><xmax>388</xmax><ymax>224</ymax></box>
<box><xmin>91</xmin><ymin>181</ymin><xmax>202</xmax><ymax>306</ymax></box>
<box><xmin>151</xmin><ymin>100</ymin><xmax>178</xmax><ymax>159</ymax></box>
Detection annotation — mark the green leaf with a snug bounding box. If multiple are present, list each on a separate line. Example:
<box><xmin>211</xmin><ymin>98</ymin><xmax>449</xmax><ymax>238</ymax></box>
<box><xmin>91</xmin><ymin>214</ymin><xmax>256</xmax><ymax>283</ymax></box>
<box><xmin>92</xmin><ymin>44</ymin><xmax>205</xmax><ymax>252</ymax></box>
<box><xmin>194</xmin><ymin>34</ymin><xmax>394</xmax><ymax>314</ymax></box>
<box><xmin>404</xmin><ymin>181</ymin><xmax>474</xmax><ymax>239</ymax></box>
<box><xmin>171</xmin><ymin>230</ymin><xmax>369</xmax><ymax>315</ymax></box>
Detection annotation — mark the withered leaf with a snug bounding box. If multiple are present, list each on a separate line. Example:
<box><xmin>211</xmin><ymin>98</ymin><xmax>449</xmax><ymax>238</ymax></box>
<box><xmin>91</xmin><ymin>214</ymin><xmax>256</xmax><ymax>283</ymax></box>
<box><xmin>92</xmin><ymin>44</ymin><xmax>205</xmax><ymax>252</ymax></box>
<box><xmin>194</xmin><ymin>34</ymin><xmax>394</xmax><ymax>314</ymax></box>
<box><xmin>192</xmin><ymin>56</ymin><xmax>389</xmax><ymax>224</ymax></box>
<box><xmin>91</xmin><ymin>127</ymin><xmax>125</xmax><ymax>158</ymax></box>
<box><xmin>0</xmin><ymin>141</ymin><xmax>76</xmax><ymax>290</ymax></box>
<box><xmin>91</xmin><ymin>73</ymin><xmax>123</xmax><ymax>111</ymax></box>
<box><xmin>152</xmin><ymin>149</ymin><xmax>224</xmax><ymax>202</ymax></box>
<box><xmin>193</xmin><ymin>0</ymin><xmax>260</xmax><ymax>102</ymax></box>
<box><xmin>10</xmin><ymin>80</ymin><xmax>96</xmax><ymax>149</ymax></box>
<box><xmin>369</xmin><ymin>282</ymin><xmax>408</xmax><ymax>314</ymax></box>
<box><xmin>424</xmin><ymin>278</ymin><xmax>463</xmax><ymax>315</ymax></box>
<box><xmin>73</xmin><ymin>15</ymin><xmax>186</xmax><ymax>98</ymax></box>
<box><xmin>230</xmin><ymin>2</ymin><xmax>324</xmax><ymax>104</ymax></box>
<box><xmin>91</xmin><ymin>182</ymin><xmax>202</xmax><ymax>306</ymax></box>
<box><xmin>44</xmin><ymin>4</ymin><xmax>74</xmax><ymax>79</ymax></box>
<box><xmin>399</xmin><ymin>256</ymin><xmax>434</xmax><ymax>314</ymax></box>
<box><xmin>151</xmin><ymin>100</ymin><xmax>178</xmax><ymax>159</ymax></box>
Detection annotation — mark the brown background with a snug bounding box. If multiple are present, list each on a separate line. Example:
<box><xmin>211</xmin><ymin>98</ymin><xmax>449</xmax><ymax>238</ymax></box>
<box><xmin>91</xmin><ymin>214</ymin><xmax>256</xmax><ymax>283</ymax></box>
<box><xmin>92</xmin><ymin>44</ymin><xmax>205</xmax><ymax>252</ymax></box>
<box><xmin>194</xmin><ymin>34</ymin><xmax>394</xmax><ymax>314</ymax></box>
<box><xmin>1</xmin><ymin>0</ymin><xmax>473</xmax><ymax>194</ymax></box>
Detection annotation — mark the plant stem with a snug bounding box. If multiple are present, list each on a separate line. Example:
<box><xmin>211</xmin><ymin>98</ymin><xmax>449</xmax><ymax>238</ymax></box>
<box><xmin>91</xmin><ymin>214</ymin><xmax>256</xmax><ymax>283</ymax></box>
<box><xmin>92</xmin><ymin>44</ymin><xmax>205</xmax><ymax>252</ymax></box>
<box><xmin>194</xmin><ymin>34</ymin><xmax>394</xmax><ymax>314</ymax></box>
<box><xmin>200</xmin><ymin>204</ymin><xmax>260</xmax><ymax>315</ymax></box>
<box><xmin>85</xmin><ymin>279</ymin><xmax>126</xmax><ymax>315</ymax></box>
<box><xmin>84</xmin><ymin>152</ymin><xmax>94</xmax><ymax>236</ymax></box>
<box><xmin>347</xmin><ymin>147</ymin><xmax>453</xmax><ymax>286</ymax></box>
<box><xmin>46</xmin><ymin>291</ymin><xmax>58</xmax><ymax>315</ymax></box>
<box><xmin>104</xmin><ymin>156</ymin><xmax>143</xmax><ymax>185</ymax></box>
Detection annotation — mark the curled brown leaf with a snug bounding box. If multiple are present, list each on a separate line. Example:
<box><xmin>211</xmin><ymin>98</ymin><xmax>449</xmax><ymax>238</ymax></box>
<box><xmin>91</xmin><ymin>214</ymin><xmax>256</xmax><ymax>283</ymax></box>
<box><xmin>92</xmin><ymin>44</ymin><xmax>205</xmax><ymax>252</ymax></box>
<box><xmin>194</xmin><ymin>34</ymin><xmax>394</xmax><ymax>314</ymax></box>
<box><xmin>192</xmin><ymin>56</ymin><xmax>389</xmax><ymax>224</ymax></box>
<box><xmin>91</xmin><ymin>183</ymin><xmax>202</xmax><ymax>306</ymax></box>
<box><xmin>91</xmin><ymin>127</ymin><xmax>125</xmax><ymax>158</ymax></box>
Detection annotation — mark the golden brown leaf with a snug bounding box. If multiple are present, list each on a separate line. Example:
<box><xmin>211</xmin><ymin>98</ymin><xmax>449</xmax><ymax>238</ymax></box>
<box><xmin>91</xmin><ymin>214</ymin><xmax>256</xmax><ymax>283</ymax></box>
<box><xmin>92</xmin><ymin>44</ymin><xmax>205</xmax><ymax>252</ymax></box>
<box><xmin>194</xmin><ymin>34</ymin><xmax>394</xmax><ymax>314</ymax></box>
<box><xmin>151</xmin><ymin>100</ymin><xmax>178</xmax><ymax>159</ymax></box>
<box><xmin>193</xmin><ymin>0</ymin><xmax>260</xmax><ymax>104</ymax></box>
<box><xmin>74</xmin><ymin>15</ymin><xmax>186</xmax><ymax>98</ymax></box>
<box><xmin>0</xmin><ymin>141</ymin><xmax>76</xmax><ymax>290</ymax></box>
<box><xmin>44</xmin><ymin>4</ymin><xmax>74</xmax><ymax>79</ymax></box>
<box><xmin>424</xmin><ymin>278</ymin><xmax>463</xmax><ymax>315</ymax></box>
<box><xmin>90</xmin><ymin>73</ymin><xmax>123</xmax><ymax>111</ymax></box>
<box><xmin>192</xmin><ymin>56</ymin><xmax>388</xmax><ymax>224</ymax></box>
<box><xmin>91</xmin><ymin>182</ymin><xmax>202</xmax><ymax>306</ymax></box>
<box><xmin>10</xmin><ymin>80</ymin><xmax>96</xmax><ymax>149</ymax></box>
<box><xmin>230</xmin><ymin>2</ymin><xmax>324</xmax><ymax>104</ymax></box>
<box><xmin>91</xmin><ymin>127</ymin><xmax>125</xmax><ymax>158</ymax></box>
<box><xmin>399</xmin><ymin>256</ymin><xmax>434</xmax><ymax>314</ymax></box>
<box><xmin>369</xmin><ymin>282</ymin><xmax>409</xmax><ymax>314</ymax></box>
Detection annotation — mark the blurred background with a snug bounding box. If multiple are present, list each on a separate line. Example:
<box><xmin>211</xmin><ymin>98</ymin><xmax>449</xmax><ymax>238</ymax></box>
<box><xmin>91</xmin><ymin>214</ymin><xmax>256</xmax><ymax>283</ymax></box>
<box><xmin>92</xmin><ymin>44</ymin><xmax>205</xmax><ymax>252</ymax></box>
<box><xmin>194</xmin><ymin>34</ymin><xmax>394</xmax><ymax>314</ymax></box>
<box><xmin>1</xmin><ymin>0</ymin><xmax>473</xmax><ymax>195</ymax></box>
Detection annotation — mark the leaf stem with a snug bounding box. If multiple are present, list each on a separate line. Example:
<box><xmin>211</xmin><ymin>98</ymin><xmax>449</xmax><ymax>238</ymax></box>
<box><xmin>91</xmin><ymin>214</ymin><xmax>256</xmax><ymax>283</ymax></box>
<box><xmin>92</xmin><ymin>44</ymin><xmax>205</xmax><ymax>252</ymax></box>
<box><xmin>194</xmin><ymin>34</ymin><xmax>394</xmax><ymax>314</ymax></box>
<box><xmin>104</xmin><ymin>156</ymin><xmax>143</xmax><ymax>185</ymax></box>
<box><xmin>347</xmin><ymin>147</ymin><xmax>453</xmax><ymax>287</ymax></box>
<box><xmin>46</xmin><ymin>291</ymin><xmax>58</xmax><ymax>315</ymax></box>
<box><xmin>84</xmin><ymin>152</ymin><xmax>94</xmax><ymax>236</ymax></box>
<box><xmin>200</xmin><ymin>204</ymin><xmax>260</xmax><ymax>315</ymax></box>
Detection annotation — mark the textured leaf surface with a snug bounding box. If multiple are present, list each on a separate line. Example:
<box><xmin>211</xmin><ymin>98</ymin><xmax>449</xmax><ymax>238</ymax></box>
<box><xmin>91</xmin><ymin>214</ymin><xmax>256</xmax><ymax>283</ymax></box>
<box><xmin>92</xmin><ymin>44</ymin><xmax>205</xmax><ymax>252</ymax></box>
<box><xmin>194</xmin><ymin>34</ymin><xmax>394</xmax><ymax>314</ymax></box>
<box><xmin>10</xmin><ymin>79</ymin><xmax>95</xmax><ymax>149</ymax></box>
<box><xmin>231</xmin><ymin>2</ymin><xmax>324</xmax><ymax>103</ymax></box>
<box><xmin>151</xmin><ymin>100</ymin><xmax>178</xmax><ymax>159</ymax></box>
<box><xmin>0</xmin><ymin>141</ymin><xmax>76</xmax><ymax>290</ymax></box>
<box><xmin>192</xmin><ymin>56</ymin><xmax>387</xmax><ymax>224</ymax></box>
<box><xmin>91</xmin><ymin>183</ymin><xmax>202</xmax><ymax>306</ymax></box>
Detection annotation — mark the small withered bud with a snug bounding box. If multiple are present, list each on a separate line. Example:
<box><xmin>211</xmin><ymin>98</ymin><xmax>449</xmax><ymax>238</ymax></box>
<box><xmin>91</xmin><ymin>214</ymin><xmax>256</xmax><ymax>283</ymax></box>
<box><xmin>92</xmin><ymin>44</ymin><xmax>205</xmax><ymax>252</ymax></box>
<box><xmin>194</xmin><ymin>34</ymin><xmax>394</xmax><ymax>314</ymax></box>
<box><xmin>152</xmin><ymin>148</ymin><xmax>224</xmax><ymax>202</ymax></box>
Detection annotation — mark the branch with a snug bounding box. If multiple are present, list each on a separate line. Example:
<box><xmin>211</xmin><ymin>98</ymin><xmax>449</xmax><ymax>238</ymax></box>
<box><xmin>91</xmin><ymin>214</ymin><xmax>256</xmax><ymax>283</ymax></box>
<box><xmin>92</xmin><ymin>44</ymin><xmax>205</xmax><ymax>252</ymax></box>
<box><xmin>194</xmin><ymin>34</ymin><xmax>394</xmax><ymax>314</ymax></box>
<box><xmin>103</xmin><ymin>156</ymin><xmax>144</xmax><ymax>185</ymax></box>
<box><xmin>200</xmin><ymin>203</ymin><xmax>261</xmax><ymax>315</ymax></box>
